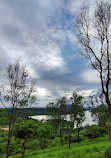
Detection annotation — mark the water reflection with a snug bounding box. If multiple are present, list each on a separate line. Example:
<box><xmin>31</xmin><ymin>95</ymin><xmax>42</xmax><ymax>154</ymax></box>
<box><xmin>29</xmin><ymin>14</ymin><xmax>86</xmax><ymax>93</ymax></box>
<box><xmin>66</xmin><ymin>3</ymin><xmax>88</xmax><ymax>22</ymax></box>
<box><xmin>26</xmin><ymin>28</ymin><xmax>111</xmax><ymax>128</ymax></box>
<box><xmin>29</xmin><ymin>111</ymin><xmax>97</xmax><ymax>127</ymax></box>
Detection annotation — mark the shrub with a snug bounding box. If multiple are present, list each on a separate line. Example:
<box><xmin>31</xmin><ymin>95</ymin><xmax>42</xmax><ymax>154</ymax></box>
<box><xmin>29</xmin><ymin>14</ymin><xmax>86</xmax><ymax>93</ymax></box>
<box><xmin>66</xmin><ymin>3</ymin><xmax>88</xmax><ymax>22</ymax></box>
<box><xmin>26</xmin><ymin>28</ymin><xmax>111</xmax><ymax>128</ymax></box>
<box><xmin>26</xmin><ymin>139</ymin><xmax>40</xmax><ymax>150</ymax></box>
<box><xmin>72</xmin><ymin>133</ymin><xmax>85</xmax><ymax>142</ymax></box>
<box><xmin>83</xmin><ymin>125</ymin><xmax>106</xmax><ymax>138</ymax></box>
<box><xmin>63</xmin><ymin>132</ymin><xmax>85</xmax><ymax>143</ymax></box>
<box><xmin>104</xmin><ymin>146</ymin><xmax>111</xmax><ymax>158</ymax></box>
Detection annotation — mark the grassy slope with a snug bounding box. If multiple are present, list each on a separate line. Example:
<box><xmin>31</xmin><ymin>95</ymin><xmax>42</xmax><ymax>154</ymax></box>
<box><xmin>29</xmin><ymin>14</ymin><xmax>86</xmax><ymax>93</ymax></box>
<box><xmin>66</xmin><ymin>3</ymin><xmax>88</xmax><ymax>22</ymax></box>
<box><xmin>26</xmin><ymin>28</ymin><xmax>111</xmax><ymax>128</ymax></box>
<box><xmin>10</xmin><ymin>136</ymin><xmax>111</xmax><ymax>158</ymax></box>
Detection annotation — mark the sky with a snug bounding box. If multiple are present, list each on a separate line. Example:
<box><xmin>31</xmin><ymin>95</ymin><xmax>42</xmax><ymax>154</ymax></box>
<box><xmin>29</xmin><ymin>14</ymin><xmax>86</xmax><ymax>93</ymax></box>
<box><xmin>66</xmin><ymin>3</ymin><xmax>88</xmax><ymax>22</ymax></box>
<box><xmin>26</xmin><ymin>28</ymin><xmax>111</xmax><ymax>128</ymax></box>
<box><xmin>0</xmin><ymin>0</ymin><xmax>101</xmax><ymax>107</ymax></box>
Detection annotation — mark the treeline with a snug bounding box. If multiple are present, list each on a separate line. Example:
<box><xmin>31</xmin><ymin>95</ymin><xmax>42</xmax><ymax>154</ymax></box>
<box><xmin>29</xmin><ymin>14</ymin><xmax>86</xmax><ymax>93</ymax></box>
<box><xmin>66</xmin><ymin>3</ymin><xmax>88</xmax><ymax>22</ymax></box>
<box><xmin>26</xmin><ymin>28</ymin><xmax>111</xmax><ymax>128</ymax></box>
<box><xmin>0</xmin><ymin>108</ymin><xmax>45</xmax><ymax>118</ymax></box>
<box><xmin>0</xmin><ymin>106</ymin><xmax>91</xmax><ymax>118</ymax></box>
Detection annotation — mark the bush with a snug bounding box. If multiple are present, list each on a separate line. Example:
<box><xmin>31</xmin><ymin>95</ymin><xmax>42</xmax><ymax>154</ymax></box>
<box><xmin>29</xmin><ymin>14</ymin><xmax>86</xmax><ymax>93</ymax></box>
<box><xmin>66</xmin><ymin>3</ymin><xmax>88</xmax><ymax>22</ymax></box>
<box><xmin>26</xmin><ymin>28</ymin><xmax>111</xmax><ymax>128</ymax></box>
<box><xmin>63</xmin><ymin>132</ymin><xmax>85</xmax><ymax>143</ymax></box>
<box><xmin>37</xmin><ymin>123</ymin><xmax>54</xmax><ymax>139</ymax></box>
<box><xmin>0</xmin><ymin>117</ymin><xmax>8</xmax><ymax>126</ymax></box>
<box><xmin>26</xmin><ymin>139</ymin><xmax>40</xmax><ymax>150</ymax></box>
<box><xmin>72</xmin><ymin>133</ymin><xmax>85</xmax><ymax>142</ymax></box>
<box><xmin>50</xmin><ymin>137</ymin><xmax>61</xmax><ymax>147</ymax></box>
<box><xmin>104</xmin><ymin>146</ymin><xmax>111</xmax><ymax>158</ymax></box>
<box><xmin>9</xmin><ymin>137</ymin><xmax>23</xmax><ymax>156</ymax></box>
<box><xmin>0</xmin><ymin>142</ymin><xmax>7</xmax><ymax>156</ymax></box>
<box><xmin>83</xmin><ymin>125</ymin><xmax>106</xmax><ymax>138</ymax></box>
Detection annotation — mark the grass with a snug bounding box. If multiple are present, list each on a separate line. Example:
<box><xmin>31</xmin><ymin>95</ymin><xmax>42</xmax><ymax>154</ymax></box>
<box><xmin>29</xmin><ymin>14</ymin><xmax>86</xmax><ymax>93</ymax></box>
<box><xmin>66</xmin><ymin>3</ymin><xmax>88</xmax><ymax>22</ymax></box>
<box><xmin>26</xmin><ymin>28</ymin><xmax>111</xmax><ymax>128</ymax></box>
<box><xmin>10</xmin><ymin>136</ymin><xmax>111</xmax><ymax>158</ymax></box>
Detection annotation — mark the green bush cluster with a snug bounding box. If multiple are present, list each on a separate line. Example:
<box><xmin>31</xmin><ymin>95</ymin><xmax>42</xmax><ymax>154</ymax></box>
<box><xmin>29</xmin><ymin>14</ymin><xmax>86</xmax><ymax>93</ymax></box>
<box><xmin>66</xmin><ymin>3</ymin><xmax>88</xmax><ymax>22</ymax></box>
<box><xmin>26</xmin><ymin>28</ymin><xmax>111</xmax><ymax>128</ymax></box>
<box><xmin>63</xmin><ymin>133</ymin><xmax>85</xmax><ymax>143</ymax></box>
<box><xmin>83</xmin><ymin>125</ymin><xmax>106</xmax><ymax>138</ymax></box>
<box><xmin>0</xmin><ymin>118</ymin><xmax>108</xmax><ymax>158</ymax></box>
<box><xmin>104</xmin><ymin>146</ymin><xmax>111</xmax><ymax>158</ymax></box>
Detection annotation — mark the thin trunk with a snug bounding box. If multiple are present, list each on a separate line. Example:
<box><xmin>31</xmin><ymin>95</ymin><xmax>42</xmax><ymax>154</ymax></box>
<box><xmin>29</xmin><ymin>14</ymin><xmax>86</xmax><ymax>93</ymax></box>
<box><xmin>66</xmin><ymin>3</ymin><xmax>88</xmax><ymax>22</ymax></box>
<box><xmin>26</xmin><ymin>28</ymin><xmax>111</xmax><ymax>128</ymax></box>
<box><xmin>22</xmin><ymin>139</ymin><xmax>27</xmax><ymax>157</ymax></box>
<box><xmin>68</xmin><ymin>133</ymin><xmax>71</xmax><ymax>149</ymax></box>
<box><xmin>6</xmin><ymin>125</ymin><xmax>11</xmax><ymax>158</ymax></box>
<box><xmin>59</xmin><ymin>127</ymin><xmax>63</xmax><ymax>146</ymax></box>
<box><xmin>6</xmin><ymin>106</ymin><xmax>14</xmax><ymax>158</ymax></box>
<box><xmin>105</xmin><ymin>95</ymin><xmax>111</xmax><ymax>116</ymax></box>
<box><xmin>109</xmin><ymin>132</ymin><xmax>111</xmax><ymax>140</ymax></box>
<box><xmin>68</xmin><ymin>141</ymin><xmax>71</xmax><ymax>149</ymax></box>
<box><xmin>77</xmin><ymin>128</ymin><xmax>80</xmax><ymax>144</ymax></box>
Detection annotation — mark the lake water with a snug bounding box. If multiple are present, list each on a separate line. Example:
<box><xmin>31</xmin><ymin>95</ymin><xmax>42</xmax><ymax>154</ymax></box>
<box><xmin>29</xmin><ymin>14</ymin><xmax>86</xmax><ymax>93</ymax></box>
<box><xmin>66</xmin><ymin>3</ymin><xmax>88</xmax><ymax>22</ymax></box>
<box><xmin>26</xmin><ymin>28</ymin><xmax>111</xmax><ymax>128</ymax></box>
<box><xmin>29</xmin><ymin>111</ymin><xmax>97</xmax><ymax>127</ymax></box>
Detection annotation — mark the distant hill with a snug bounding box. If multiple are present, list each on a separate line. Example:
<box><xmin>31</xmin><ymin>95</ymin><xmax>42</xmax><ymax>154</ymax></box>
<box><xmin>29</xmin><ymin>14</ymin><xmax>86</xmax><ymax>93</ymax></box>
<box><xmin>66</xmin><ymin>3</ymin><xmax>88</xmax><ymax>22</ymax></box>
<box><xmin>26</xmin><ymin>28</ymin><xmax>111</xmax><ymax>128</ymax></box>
<box><xmin>66</xmin><ymin>105</ymin><xmax>92</xmax><ymax>111</ymax></box>
<box><xmin>0</xmin><ymin>106</ymin><xmax>92</xmax><ymax>118</ymax></box>
<box><xmin>0</xmin><ymin>107</ymin><xmax>46</xmax><ymax>117</ymax></box>
<box><xmin>84</xmin><ymin>106</ymin><xmax>92</xmax><ymax>111</ymax></box>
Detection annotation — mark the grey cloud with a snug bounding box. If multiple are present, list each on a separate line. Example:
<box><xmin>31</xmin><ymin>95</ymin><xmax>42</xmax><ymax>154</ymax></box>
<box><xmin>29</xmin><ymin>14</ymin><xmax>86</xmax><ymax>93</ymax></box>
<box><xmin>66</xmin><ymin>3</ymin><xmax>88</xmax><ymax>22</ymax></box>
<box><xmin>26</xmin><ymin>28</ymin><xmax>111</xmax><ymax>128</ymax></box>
<box><xmin>0</xmin><ymin>47</ymin><xmax>9</xmax><ymax>68</ymax></box>
<box><xmin>0</xmin><ymin>0</ymin><xmax>100</xmax><ymax>107</ymax></box>
<box><xmin>1</xmin><ymin>24</ymin><xmax>26</xmax><ymax>47</ymax></box>
<box><xmin>39</xmin><ymin>67</ymin><xmax>99</xmax><ymax>91</ymax></box>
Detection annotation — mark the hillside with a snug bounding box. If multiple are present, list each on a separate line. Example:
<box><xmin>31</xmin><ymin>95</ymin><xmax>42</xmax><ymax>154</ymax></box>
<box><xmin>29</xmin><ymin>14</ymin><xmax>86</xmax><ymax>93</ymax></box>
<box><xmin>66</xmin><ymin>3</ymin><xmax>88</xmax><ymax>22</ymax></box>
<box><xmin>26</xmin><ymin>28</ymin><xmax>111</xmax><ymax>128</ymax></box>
<box><xmin>10</xmin><ymin>136</ymin><xmax>111</xmax><ymax>158</ymax></box>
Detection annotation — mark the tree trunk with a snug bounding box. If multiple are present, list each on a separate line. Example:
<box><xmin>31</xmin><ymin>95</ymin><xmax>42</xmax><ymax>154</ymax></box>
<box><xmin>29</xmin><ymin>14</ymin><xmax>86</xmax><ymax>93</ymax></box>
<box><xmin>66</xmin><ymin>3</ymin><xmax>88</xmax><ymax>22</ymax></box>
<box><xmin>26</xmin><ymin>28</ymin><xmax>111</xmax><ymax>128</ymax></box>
<box><xmin>6</xmin><ymin>134</ymin><xmax>11</xmax><ymax>158</ymax></box>
<box><xmin>105</xmin><ymin>95</ymin><xmax>111</xmax><ymax>115</ymax></box>
<box><xmin>109</xmin><ymin>132</ymin><xmax>111</xmax><ymax>140</ymax></box>
<box><xmin>6</xmin><ymin>122</ymin><xmax>12</xmax><ymax>158</ymax></box>
<box><xmin>6</xmin><ymin>105</ymin><xmax>15</xmax><ymax>158</ymax></box>
<box><xmin>77</xmin><ymin>128</ymin><xmax>80</xmax><ymax>144</ymax></box>
<box><xmin>68</xmin><ymin>133</ymin><xmax>71</xmax><ymax>149</ymax></box>
<box><xmin>22</xmin><ymin>139</ymin><xmax>27</xmax><ymax>157</ymax></box>
<box><xmin>59</xmin><ymin>127</ymin><xmax>63</xmax><ymax>146</ymax></box>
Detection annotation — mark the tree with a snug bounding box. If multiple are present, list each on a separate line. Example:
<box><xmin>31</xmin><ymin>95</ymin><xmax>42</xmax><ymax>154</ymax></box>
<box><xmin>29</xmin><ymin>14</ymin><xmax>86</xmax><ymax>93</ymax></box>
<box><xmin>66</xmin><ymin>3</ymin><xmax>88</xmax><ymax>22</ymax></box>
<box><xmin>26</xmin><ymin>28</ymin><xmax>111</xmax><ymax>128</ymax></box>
<box><xmin>70</xmin><ymin>91</ymin><xmax>86</xmax><ymax>143</ymax></box>
<box><xmin>46</xmin><ymin>97</ymin><xmax>67</xmax><ymax>146</ymax></box>
<box><xmin>37</xmin><ymin>123</ymin><xmax>53</xmax><ymax>151</ymax></box>
<box><xmin>92</xmin><ymin>103</ymin><xmax>108</xmax><ymax>124</ymax></box>
<box><xmin>0</xmin><ymin>62</ymin><xmax>37</xmax><ymax>158</ymax></box>
<box><xmin>91</xmin><ymin>103</ymin><xmax>111</xmax><ymax>138</ymax></box>
<box><xmin>14</xmin><ymin>118</ymin><xmax>37</xmax><ymax>157</ymax></box>
<box><xmin>75</xmin><ymin>1</ymin><xmax>111</xmax><ymax>114</ymax></box>
<box><xmin>64</xmin><ymin>121</ymin><xmax>74</xmax><ymax>149</ymax></box>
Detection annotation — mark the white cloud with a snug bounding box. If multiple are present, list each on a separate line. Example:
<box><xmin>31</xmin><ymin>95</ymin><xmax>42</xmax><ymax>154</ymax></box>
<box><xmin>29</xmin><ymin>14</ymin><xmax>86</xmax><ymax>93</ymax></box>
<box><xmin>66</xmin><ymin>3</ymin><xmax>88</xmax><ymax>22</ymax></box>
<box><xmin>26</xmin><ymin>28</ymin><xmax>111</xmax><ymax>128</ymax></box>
<box><xmin>78</xmin><ymin>89</ymin><xmax>96</xmax><ymax>97</ymax></box>
<box><xmin>0</xmin><ymin>0</ymin><xmax>101</xmax><ymax>107</ymax></box>
<box><xmin>68</xmin><ymin>0</ymin><xmax>85</xmax><ymax>15</ymax></box>
<box><xmin>68</xmin><ymin>0</ymin><xmax>95</xmax><ymax>15</ymax></box>
<box><xmin>81</xmin><ymin>69</ymin><xmax>100</xmax><ymax>83</ymax></box>
<box><xmin>37</xmin><ymin>87</ymin><xmax>50</xmax><ymax>97</ymax></box>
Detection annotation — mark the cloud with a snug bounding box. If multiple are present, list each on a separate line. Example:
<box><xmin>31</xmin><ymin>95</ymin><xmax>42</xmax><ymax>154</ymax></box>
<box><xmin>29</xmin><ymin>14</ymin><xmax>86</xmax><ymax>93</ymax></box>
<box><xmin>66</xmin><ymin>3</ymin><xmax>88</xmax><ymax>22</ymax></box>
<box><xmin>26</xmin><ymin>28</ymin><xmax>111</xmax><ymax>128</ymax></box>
<box><xmin>81</xmin><ymin>69</ymin><xmax>100</xmax><ymax>83</ymax></box>
<box><xmin>0</xmin><ymin>0</ymin><xmax>101</xmax><ymax>107</ymax></box>
<box><xmin>37</xmin><ymin>87</ymin><xmax>51</xmax><ymax>97</ymax></box>
<box><xmin>78</xmin><ymin>89</ymin><xmax>96</xmax><ymax>97</ymax></box>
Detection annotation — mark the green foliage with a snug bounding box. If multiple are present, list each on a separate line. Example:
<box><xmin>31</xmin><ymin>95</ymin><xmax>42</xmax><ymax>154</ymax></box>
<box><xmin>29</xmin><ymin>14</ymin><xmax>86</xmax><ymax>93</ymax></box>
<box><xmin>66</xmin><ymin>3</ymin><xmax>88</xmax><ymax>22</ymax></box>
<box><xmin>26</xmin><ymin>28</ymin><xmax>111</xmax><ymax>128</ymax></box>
<box><xmin>0</xmin><ymin>108</ymin><xmax>6</xmax><ymax>116</ymax></box>
<box><xmin>10</xmin><ymin>136</ymin><xmax>111</xmax><ymax>158</ymax></box>
<box><xmin>37</xmin><ymin>123</ymin><xmax>53</xmax><ymax>139</ymax></box>
<box><xmin>26</xmin><ymin>139</ymin><xmax>40</xmax><ymax>150</ymax></box>
<box><xmin>46</xmin><ymin>98</ymin><xmax>67</xmax><ymax>147</ymax></box>
<box><xmin>46</xmin><ymin>97</ymin><xmax>67</xmax><ymax>121</ymax></box>
<box><xmin>63</xmin><ymin>132</ymin><xmax>85</xmax><ymax>143</ymax></box>
<box><xmin>0</xmin><ymin>108</ymin><xmax>46</xmax><ymax>118</ymax></box>
<box><xmin>9</xmin><ymin>137</ymin><xmax>23</xmax><ymax>156</ymax></box>
<box><xmin>0</xmin><ymin>117</ymin><xmax>109</xmax><ymax>158</ymax></box>
<box><xmin>104</xmin><ymin>146</ymin><xmax>111</xmax><ymax>158</ymax></box>
<box><xmin>15</xmin><ymin>118</ymin><xmax>40</xmax><ymax>139</ymax></box>
<box><xmin>39</xmin><ymin>139</ymin><xmax>48</xmax><ymax>150</ymax></box>
<box><xmin>0</xmin><ymin>116</ymin><xmax>8</xmax><ymax>126</ymax></box>
<box><xmin>70</xmin><ymin>91</ymin><xmax>86</xmax><ymax>128</ymax></box>
<box><xmin>91</xmin><ymin>104</ymin><xmax>109</xmax><ymax>125</ymax></box>
<box><xmin>83</xmin><ymin>125</ymin><xmax>106</xmax><ymax>138</ymax></box>
<box><xmin>37</xmin><ymin>123</ymin><xmax>54</xmax><ymax>150</ymax></box>
<box><xmin>72</xmin><ymin>133</ymin><xmax>85</xmax><ymax>142</ymax></box>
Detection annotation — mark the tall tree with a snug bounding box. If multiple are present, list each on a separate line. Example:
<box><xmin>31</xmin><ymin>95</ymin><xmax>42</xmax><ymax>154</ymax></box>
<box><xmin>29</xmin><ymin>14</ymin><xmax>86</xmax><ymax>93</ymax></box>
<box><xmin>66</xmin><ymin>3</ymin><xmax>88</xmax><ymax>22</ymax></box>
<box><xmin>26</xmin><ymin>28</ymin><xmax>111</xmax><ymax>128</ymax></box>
<box><xmin>0</xmin><ymin>62</ymin><xmax>37</xmax><ymax>158</ymax></box>
<box><xmin>70</xmin><ymin>91</ymin><xmax>86</xmax><ymax>143</ymax></box>
<box><xmin>46</xmin><ymin>97</ymin><xmax>67</xmax><ymax>146</ymax></box>
<box><xmin>75</xmin><ymin>1</ymin><xmax>111</xmax><ymax>114</ymax></box>
<box><xmin>37</xmin><ymin>123</ymin><xmax>53</xmax><ymax>152</ymax></box>
<box><xmin>14</xmin><ymin>118</ymin><xmax>38</xmax><ymax>157</ymax></box>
